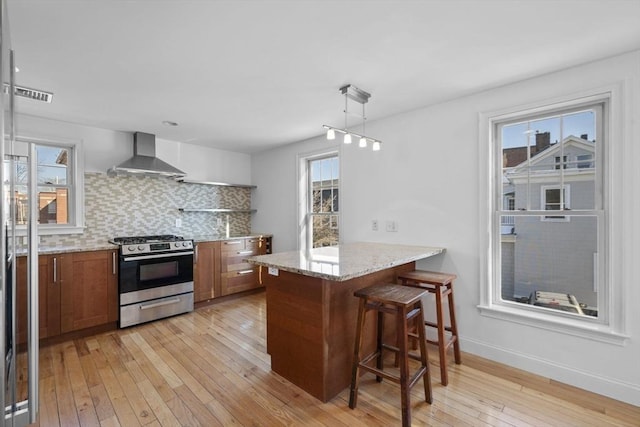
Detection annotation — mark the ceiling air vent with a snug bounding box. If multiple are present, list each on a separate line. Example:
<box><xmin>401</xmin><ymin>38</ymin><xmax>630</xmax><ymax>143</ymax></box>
<box><xmin>3</xmin><ymin>83</ymin><xmax>53</xmax><ymax>103</ymax></box>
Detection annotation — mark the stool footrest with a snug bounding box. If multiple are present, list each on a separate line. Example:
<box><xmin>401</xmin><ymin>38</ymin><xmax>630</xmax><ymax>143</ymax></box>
<box><xmin>359</xmin><ymin>351</ymin><xmax>381</xmax><ymax>366</ymax></box>
<box><xmin>359</xmin><ymin>362</ymin><xmax>428</xmax><ymax>389</ymax></box>
<box><xmin>426</xmin><ymin>337</ymin><xmax>457</xmax><ymax>349</ymax></box>
<box><xmin>424</xmin><ymin>320</ymin><xmax>453</xmax><ymax>331</ymax></box>
<box><xmin>384</xmin><ymin>341</ymin><xmax>428</xmax><ymax>363</ymax></box>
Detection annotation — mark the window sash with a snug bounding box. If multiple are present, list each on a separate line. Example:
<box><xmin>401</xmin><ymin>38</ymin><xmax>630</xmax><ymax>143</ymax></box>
<box><xmin>492</xmin><ymin>99</ymin><xmax>605</xmax><ymax>323</ymax></box>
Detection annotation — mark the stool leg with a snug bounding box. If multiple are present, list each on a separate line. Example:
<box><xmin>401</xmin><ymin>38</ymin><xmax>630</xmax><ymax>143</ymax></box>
<box><xmin>415</xmin><ymin>301</ymin><xmax>432</xmax><ymax>403</ymax></box>
<box><xmin>349</xmin><ymin>298</ymin><xmax>367</xmax><ymax>409</ymax></box>
<box><xmin>397</xmin><ymin>305</ymin><xmax>412</xmax><ymax>427</ymax></box>
<box><xmin>447</xmin><ymin>283</ymin><xmax>462</xmax><ymax>365</ymax></box>
<box><xmin>376</xmin><ymin>309</ymin><xmax>384</xmax><ymax>382</ymax></box>
<box><xmin>434</xmin><ymin>287</ymin><xmax>448</xmax><ymax>386</ymax></box>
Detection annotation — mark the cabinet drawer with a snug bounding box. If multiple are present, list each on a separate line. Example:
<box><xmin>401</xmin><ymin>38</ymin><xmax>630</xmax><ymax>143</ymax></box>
<box><xmin>221</xmin><ymin>249</ymin><xmax>258</xmax><ymax>273</ymax></box>
<box><xmin>221</xmin><ymin>239</ymin><xmax>246</xmax><ymax>252</ymax></box>
<box><xmin>245</xmin><ymin>237</ymin><xmax>264</xmax><ymax>252</ymax></box>
<box><xmin>221</xmin><ymin>267</ymin><xmax>262</xmax><ymax>296</ymax></box>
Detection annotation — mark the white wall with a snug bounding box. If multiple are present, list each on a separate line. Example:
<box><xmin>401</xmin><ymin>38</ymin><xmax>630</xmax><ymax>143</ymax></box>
<box><xmin>251</xmin><ymin>50</ymin><xmax>640</xmax><ymax>405</ymax></box>
<box><xmin>15</xmin><ymin>114</ymin><xmax>252</xmax><ymax>183</ymax></box>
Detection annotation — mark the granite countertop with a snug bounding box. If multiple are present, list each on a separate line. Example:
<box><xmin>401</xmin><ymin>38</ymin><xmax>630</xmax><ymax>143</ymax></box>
<box><xmin>15</xmin><ymin>233</ymin><xmax>272</xmax><ymax>256</ymax></box>
<box><xmin>190</xmin><ymin>233</ymin><xmax>272</xmax><ymax>243</ymax></box>
<box><xmin>15</xmin><ymin>244</ymin><xmax>118</xmax><ymax>256</ymax></box>
<box><xmin>247</xmin><ymin>242</ymin><xmax>445</xmax><ymax>281</ymax></box>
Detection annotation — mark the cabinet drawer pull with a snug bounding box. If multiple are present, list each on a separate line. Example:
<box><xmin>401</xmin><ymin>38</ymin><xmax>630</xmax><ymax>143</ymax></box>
<box><xmin>224</xmin><ymin>241</ymin><xmax>242</xmax><ymax>245</ymax></box>
<box><xmin>112</xmin><ymin>252</ymin><xmax>117</xmax><ymax>275</ymax></box>
<box><xmin>237</xmin><ymin>269</ymin><xmax>254</xmax><ymax>275</ymax></box>
<box><xmin>237</xmin><ymin>250</ymin><xmax>253</xmax><ymax>255</ymax></box>
<box><xmin>139</xmin><ymin>298</ymin><xmax>181</xmax><ymax>310</ymax></box>
<box><xmin>53</xmin><ymin>257</ymin><xmax>57</xmax><ymax>283</ymax></box>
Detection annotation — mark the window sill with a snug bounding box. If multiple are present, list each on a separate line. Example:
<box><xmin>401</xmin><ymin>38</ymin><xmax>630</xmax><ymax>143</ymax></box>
<box><xmin>477</xmin><ymin>304</ymin><xmax>629</xmax><ymax>346</ymax></box>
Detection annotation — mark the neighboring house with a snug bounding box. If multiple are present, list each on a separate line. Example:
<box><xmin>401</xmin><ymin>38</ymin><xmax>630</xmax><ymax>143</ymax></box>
<box><xmin>501</xmin><ymin>134</ymin><xmax>597</xmax><ymax>310</ymax></box>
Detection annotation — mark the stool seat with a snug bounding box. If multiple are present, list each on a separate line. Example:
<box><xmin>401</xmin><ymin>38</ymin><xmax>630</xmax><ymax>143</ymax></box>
<box><xmin>349</xmin><ymin>283</ymin><xmax>432</xmax><ymax>427</ymax></box>
<box><xmin>354</xmin><ymin>282</ymin><xmax>430</xmax><ymax>305</ymax></box>
<box><xmin>398</xmin><ymin>270</ymin><xmax>461</xmax><ymax>386</ymax></box>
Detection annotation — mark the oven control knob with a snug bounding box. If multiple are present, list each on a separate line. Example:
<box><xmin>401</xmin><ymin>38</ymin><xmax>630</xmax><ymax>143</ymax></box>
<box><xmin>138</xmin><ymin>245</ymin><xmax>144</xmax><ymax>251</ymax></box>
<box><xmin>174</xmin><ymin>242</ymin><xmax>180</xmax><ymax>248</ymax></box>
<box><xmin>127</xmin><ymin>246</ymin><xmax>135</xmax><ymax>252</ymax></box>
<box><xmin>182</xmin><ymin>242</ymin><xmax>188</xmax><ymax>247</ymax></box>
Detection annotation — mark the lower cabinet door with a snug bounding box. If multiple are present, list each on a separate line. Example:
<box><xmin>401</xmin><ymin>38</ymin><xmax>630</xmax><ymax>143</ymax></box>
<box><xmin>61</xmin><ymin>250</ymin><xmax>118</xmax><ymax>333</ymax></box>
<box><xmin>16</xmin><ymin>255</ymin><xmax>61</xmax><ymax>344</ymax></box>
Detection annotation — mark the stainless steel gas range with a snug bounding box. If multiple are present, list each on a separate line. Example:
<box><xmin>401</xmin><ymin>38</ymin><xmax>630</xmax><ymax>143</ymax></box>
<box><xmin>110</xmin><ymin>235</ymin><xmax>194</xmax><ymax>328</ymax></box>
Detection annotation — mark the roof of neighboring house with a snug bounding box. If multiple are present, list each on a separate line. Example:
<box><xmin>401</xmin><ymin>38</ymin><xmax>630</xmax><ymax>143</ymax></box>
<box><xmin>505</xmin><ymin>135</ymin><xmax>595</xmax><ymax>182</ymax></box>
<box><xmin>502</xmin><ymin>131</ymin><xmax>553</xmax><ymax>168</ymax></box>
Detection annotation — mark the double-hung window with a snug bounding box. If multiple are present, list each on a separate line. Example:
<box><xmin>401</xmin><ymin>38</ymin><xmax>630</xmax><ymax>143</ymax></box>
<box><xmin>307</xmin><ymin>155</ymin><xmax>339</xmax><ymax>248</ymax></box>
<box><xmin>481</xmin><ymin>93</ymin><xmax>614</xmax><ymax>336</ymax></box>
<box><xmin>7</xmin><ymin>137</ymin><xmax>84</xmax><ymax>234</ymax></box>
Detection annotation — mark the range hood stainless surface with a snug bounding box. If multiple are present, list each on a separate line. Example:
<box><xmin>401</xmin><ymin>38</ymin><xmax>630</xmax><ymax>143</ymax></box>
<box><xmin>108</xmin><ymin>132</ymin><xmax>186</xmax><ymax>178</ymax></box>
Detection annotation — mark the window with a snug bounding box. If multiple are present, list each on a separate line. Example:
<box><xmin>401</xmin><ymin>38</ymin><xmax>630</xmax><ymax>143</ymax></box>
<box><xmin>576</xmin><ymin>154</ymin><xmax>593</xmax><ymax>169</ymax></box>
<box><xmin>483</xmin><ymin>94</ymin><xmax>610</xmax><ymax>332</ymax></box>
<box><xmin>299</xmin><ymin>153</ymin><xmax>339</xmax><ymax>249</ymax></box>
<box><xmin>6</xmin><ymin>138</ymin><xmax>84</xmax><ymax>234</ymax></box>
<box><xmin>554</xmin><ymin>155</ymin><xmax>567</xmax><ymax>169</ymax></box>
<box><xmin>541</xmin><ymin>185</ymin><xmax>570</xmax><ymax>221</ymax></box>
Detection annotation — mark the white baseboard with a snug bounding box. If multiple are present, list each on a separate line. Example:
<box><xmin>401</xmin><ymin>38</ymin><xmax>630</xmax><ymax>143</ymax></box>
<box><xmin>461</xmin><ymin>337</ymin><xmax>640</xmax><ymax>406</ymax></box>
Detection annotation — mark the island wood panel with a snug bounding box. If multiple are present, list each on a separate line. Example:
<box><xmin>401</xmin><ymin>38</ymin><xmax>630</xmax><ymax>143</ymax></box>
<box><xmin>264</xmin><ymin>261</ymin><xmax>415</xmax><ymax>402</ymax></box>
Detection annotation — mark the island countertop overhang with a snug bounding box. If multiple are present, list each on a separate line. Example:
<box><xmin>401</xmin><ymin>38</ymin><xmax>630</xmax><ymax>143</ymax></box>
<box><xmin>246</xmin><ymin>242</ymin><xmax>445</xmax><ymax>281</ymax></box>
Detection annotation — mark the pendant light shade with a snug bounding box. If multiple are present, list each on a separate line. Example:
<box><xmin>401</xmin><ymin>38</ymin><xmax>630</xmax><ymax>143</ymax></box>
<box><xmin>322</xmin><ymin>84</ymin><xmax>382</xmax><ymax>152</ymax></box>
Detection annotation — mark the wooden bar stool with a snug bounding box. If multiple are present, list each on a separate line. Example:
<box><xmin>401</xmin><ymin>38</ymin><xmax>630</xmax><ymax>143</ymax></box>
<box><xmin>349</xmin><ymin>283</ymin><xmax>432</xmax><ymax>427</ymax></box>
<box><xmin>398</xmin><ymin>270</ymin><xmax>461</xmax><ymax>386</ymax></box>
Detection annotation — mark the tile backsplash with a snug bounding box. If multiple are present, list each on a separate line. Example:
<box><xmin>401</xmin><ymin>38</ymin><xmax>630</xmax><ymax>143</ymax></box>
<box><xmin>40</xmin><ymin>172</ymin><xmax>253</xmax><ymax>248</ymax></box>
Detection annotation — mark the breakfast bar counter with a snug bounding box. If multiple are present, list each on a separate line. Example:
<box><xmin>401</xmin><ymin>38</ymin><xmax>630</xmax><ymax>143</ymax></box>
<box><xmin>248</xmin><ymin>242</ymin><xmax>444</xmax><ymax>402</ymax></box>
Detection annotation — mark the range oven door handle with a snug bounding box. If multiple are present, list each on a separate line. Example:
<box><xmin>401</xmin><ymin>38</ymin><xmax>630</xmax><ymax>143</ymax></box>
<box><xmin>122</xmin><ymin>251</ymin><xmax>194</xmax><ymax>262</ymax></box>
<box><xmin>139</xmin><ymin>297</ymin><xmax>182</xmax><ymax>310</ymax></box>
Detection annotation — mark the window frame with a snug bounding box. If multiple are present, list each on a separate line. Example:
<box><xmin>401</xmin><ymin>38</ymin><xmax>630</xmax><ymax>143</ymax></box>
<box><xmin>297</xmin><ymin>149</ymin><xmax>340</xmax><ymax>251</ymax></box>
<box><xmin>478</xmin><ymin>88</ymin><xmax>628</xmax><ymax>345</ymax></box>
<box><xmin>13</xmin><ymin>135</ymin><xmax>85</xmax><ymax>235</ymax></box>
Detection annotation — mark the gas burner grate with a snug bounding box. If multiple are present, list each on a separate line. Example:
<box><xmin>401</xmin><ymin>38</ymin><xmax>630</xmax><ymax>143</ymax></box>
<box><xmin>110</xmin><ymin>235</ymin><xmax>184</xmax><ymax>245</ymax></box>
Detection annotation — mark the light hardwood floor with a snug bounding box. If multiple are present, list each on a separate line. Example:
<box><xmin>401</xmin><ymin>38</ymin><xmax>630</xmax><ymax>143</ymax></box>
<box><xmin>23</xmin><ymin>291</ymin><xmax>639</xmax><ymax>426</ymax></box>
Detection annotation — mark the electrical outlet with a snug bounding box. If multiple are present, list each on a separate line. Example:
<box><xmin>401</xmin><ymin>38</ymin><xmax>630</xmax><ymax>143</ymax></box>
<box><xmin>175</xmin><ymin>218</ymin><xmax>182</xmax><ymax>228</ymax></box>
<box><xmin>217</xmin><ymin>218</ymin><xmax>223</xmax><ymax>226</ymax></box>
<box><xmin>372</xmin><ymin>220</ymin><xmax>378</xmax><ymax>231</ymax></box>
<box><xmin>386</xmin><ymin>220</ymin><xmax>398</xmax><ymax>232</ymax></box>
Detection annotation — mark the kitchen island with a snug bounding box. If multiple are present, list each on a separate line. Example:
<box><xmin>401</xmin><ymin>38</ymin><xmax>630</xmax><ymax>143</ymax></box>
<box><xmin>247</xmin><ymin>242</ymin><xmax>445</xmax><ymax>402</ymax></box>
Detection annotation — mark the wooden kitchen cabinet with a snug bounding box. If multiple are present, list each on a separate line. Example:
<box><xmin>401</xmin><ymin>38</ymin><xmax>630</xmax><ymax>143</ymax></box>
<box><xmin>194</xmin><ymin>241</ymin><xmax>221</xmax><ymax>302</ymax></box>
<box><xmin>16</xmin><ymin>254</ymin><xmax>62</xmax><ymax>344</ymax></box>
<box><xmin>60</xmin><ymin>249</ymin><xmax>118</xmax><ymax>333</ymax></box>
<box><xmin>220</xmin><ymin>236</ymin><xmax>269</xmax><ymax>296</ymax></box>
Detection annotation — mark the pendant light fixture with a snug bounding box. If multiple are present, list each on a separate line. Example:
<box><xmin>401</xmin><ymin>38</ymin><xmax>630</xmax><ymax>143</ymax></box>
<box><xmin>323</xmin><ymin>84</ymin><xmax>382</xmax><ymax>151</ymax></box>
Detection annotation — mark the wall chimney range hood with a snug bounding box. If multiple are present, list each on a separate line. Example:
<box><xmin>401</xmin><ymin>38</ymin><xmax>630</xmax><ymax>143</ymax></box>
<box><xmin>107</xmin><ymin>132</ymin><xmax>186</xmax><ymax>178</ymax></box>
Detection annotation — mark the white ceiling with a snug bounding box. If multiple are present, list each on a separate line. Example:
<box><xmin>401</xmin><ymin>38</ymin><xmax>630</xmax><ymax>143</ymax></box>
<box><xmin>7</xmin><ymin>0</ymin><xmax>640</xmax><ymax>154</ymax></box>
